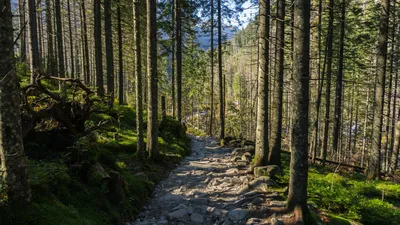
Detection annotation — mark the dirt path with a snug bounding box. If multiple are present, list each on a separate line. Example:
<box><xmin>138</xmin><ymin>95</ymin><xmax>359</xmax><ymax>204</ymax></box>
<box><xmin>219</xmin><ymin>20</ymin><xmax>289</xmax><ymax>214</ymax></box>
<box><xmin>129</xmin><ymin>136</ymin><xmax>290</xmax><ymax>225</ymax></box>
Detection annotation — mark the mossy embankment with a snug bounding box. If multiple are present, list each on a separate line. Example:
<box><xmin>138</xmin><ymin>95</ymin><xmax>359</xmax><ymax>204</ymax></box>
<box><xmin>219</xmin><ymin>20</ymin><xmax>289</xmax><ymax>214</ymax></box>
<box><xmin>0</xmin><ymin>105</ymin><xmax>190</xmax><ymax>225</ymax></box>
<box><xmin>276</xmin><ymin>152</ymin><xmax>400</xmax><ymax>225</ymax></box>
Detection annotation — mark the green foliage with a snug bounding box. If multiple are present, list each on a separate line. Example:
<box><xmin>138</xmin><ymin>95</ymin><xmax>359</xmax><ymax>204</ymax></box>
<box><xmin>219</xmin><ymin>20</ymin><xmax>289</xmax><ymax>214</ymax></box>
<box><xmin>1</xmin><ymin>104</ymin><xmax>189</xmax><ymax>225</ymax></box>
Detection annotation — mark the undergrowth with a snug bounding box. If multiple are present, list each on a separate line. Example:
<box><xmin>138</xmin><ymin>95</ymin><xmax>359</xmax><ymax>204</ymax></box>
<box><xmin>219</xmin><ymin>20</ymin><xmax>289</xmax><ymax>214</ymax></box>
<box><xmin>0</xmin><ymin>104</ymin><xmax>190</xmax><ymax>225</ymax></box>
<box><xmin>279</xmin><ymin>153</ymin><xmax>400</xmax><ymax>225</ymax></box>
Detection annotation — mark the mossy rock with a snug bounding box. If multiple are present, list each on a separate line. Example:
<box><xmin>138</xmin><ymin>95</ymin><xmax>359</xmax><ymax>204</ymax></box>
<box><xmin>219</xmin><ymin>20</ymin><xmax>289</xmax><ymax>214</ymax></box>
<box><xmin>254</xmin><ymin>165</ymin><xmax>282</xmax><ymax>179</ymax></box>
<box><xmin>86</xmin><ymin>162</ymin><xmax>111</xmax><ymax>185</ymax></box>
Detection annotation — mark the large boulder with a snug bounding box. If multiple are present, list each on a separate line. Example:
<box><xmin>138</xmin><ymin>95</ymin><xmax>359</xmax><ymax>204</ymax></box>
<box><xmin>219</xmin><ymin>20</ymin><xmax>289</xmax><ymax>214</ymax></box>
<box><xmin>254</xmin><ymin>165</ymin><xmax>282</xmax><ymax>179</ymax></box>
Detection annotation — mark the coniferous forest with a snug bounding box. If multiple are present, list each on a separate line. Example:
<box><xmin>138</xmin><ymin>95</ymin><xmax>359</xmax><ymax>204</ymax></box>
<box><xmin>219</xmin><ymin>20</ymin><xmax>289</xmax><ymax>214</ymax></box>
<box><xmin>1</xmin><ymin>0</ymin><xmax>400</xmax><ymax>224</ymax></box>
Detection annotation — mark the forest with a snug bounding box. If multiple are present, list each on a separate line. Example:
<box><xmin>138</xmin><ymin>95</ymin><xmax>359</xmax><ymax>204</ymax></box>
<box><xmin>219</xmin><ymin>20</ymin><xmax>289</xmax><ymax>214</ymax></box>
<box><xmin>0</xmin><ymin>0</ymin><xmax>400</xmax><ymax>224</ymax></box>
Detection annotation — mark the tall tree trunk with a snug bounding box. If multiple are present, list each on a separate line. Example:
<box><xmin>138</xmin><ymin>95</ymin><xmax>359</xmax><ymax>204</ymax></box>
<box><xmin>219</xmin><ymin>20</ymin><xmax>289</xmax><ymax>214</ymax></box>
<box><xmin>269</xmin><ymin>0</ymin><xmax>285</xmax><ymax>166</ymax></box>
<box><xmin>67</xmin><ymin>0</ymin><xmax>74</xmax><ymax>78</ymax></box>
<box><xmin>94</xmin><ymin>0</ymin><xmax>104</xmax><ymax>96</ymax></box>
<box><xmin>0</xmin><ymin>0</ymin><xmax>31</xmax><ymax>206</ymax></box>
<box><xmin>45</xmin><ymin>0</ymin><xmax>55</xmax><ymax>76</ymax></box>
<box><xmin>105</xmin><ymin>0</ymin><xmax>114</xmax><ymax>95</ymax></box>
<box><xmin>361</xmin><ymin>84</ymin><xmax>370</xmax><ymax>167</ymax></box>
<box><xmin>133</xmin><ymin>0</ymin><xmax>144</xmax><ymax>159</ymax></box>
<box><xmin>287</xmin><ymin>0</ymin><xmax>311</xmax><ymax>221</ymax></box>
<box><xmin>347</xmin><ymin>82</ymin><xmax>355</xmax><ymax>162</ymax></box>
<box><xmin>385</xmin><ymin>3</ymin><xmax>397</xmax><ymax>171</ymax></box>
<box><xmin>333</xmin><ymin>0</ymin><xmax>346</xmax><ymax>158</ymax></box>
<box><xmin>55</xmin><ymin>0</ymin><xmax>64</xmax><ymax>84</ymax></box>
<box><xmin>312</xmin><ymin>0</ymin><xmax>323</xmax><ymax>164</ymax></box>
<box><xmin>218</xmin><ymin>0</ymin><xmax>224</xmax><ymax>141</ymax></box>
<box><xmin>321</xmin><ymin>0</ymin><xmax>334</xmax><ymax>164</ymax></box>
<box><xmin>28</xmin><ymin>0</ymin><xmax>41</xmax><ymax>82</ymax></box>
<box><xmin>171</xmin><ymin>0</ymin><xmax>175</xmax><ymax>118</ymax></box>
<box><xmin>175</xmin><ymin>0</ymin><xmax>182</xmax><ymax>122</ymax></box>
<box><xmin>146</xmin><ymin>0</ymin><xmax>159</xmax><ymax>159</ymax></box>
<box><xmin>19</xmin><ymin>0</ymin><xmax>27</xmax><ymax>62</ymax></box>
<box><xmin>368</xmin><ymin>0</ymin><xmax>390</xmax><ymax>179</ymax></box>
<box><xmin>81</xmin><ymin>0</ymin><xmax>90</xmax><ymax>85</ymax></box>
<box><xmin>209</xmin><ymin>0</ymin><xmax>214</xmax><ymax>136</ymax></box>
<box><xmin>253</xmin><ymin>0</ymin><xmax>270</xmax><ymax>169</ymax></box>
<box><xmin>118</xmin><ymin>0</ymin><xmax>124</xmax><ymax>104</ymax></box>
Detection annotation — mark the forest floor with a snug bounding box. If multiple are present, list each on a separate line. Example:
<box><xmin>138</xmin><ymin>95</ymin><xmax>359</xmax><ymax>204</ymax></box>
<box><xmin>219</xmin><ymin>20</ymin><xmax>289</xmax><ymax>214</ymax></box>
<box><xmin>130</xmin><ymin>136</ymin><xmax>293</xmax><ymax>225</ymax></box>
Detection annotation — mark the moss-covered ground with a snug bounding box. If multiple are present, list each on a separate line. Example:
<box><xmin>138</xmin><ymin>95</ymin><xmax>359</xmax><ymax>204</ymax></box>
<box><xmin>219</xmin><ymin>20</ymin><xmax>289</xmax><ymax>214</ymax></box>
<box><xmin>277</xmin><ymin>153</ymin><xmax>400</xmax><ymax>225</ymax></box>
<box><xmin>0</xmin><ymin>105</ymin><xmax>190</xmax><ymax>225</ymax></box>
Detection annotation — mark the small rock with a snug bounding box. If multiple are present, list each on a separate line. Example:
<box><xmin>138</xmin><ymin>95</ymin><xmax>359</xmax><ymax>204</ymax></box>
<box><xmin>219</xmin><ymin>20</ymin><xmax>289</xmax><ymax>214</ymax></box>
<box><xmin>227</xmin><ymin>208</ymin><xmax>249</xmax><ymax>222</ymax></box>
<box><xmin>190</xmin><ymin>213</ymin><xmax>204</xmax><ymax>224</ymax></box>
<box><xmin>227</xmin><ymin>168</ymin><xmax>239</xmax><ymax>174</ymax></box>
<box><xmin>271</xmin><ymin>217</ymin><xmax>284</xmax><ymax>225</ymax></box>
<box><xmin>246</xmin><ymin>218</ymin><xmax>262</xmax><ymax>225</ymax></box>
<box><xmin>161</xmin><ymin>193</ymin><xmax>183</xmax><ymax>202</ymax></box>
<box><xmin>254</xmin><ymin>165</ymin><xmax>282</xmax><ymax>179</ymax></box>
<box><xmin>269</xmin><ymin>201</ymin><xmax>286</xmax><ymax>207</ymax></box>
<box><xmin>231</xmin><ymin>155</ymin><xmax>242</xmax><ymax>162</ymax></box>
<box><xmin>241</xmin><ymin>152</ymin><xmax>252</xmax><ymax>162</ymax></box>
<box><xmin>238</xmin><ymin>176</ymin><xmax>279</xmax><ymax>194</ymax></box>
<box><xmin>189</xmin><ymin>197</ymin><xmax>208</xmax><ymax>205</ymax></box>
<box><xmin>237</xmin><ymin>160</ymin><xmax>248</xmax><ymax>167</ymax></box>
<box><xmin>251</xmin><ymin>197</ymin><xmax>264</xmax><ymax>206</ymax></box>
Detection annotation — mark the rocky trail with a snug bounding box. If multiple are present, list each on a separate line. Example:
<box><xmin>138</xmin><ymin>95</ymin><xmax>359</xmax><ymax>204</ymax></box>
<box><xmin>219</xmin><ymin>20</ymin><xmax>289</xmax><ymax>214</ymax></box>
<box><xmin>130</xmin><ymin>136</ymin><xmax>294</xmax><ymax>225</ymax></box>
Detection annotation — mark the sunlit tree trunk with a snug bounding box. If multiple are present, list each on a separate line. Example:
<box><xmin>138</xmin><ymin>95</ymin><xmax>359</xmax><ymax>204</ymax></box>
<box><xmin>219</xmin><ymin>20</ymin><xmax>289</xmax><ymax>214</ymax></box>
<box><xmin>175</xmin><ymin>0</ymin><xmax>182</xmax><ymax>122</ymax></box>
<box><xmin>253</xmin><ymin>0</ymin><xmax>270</xmax><ymax>169</ymax></box>
<box><xmin>28</xmin><ymin>0</ymin><xmax>41</xmax><ymax>82</ymax></box>
<box><xmin>118</xmin><ymin>0</ymin><xmax>124</xmax><ymax>104</ymax></box>
<box><xmin>218</xmin><ymin>0</ymin><xmax>225</xmax><ymax>141</ymax></box>
<box><xmin>287</xmin><ymin>0</ymin><xmax>311</xmax><ymax>221</ymax></box>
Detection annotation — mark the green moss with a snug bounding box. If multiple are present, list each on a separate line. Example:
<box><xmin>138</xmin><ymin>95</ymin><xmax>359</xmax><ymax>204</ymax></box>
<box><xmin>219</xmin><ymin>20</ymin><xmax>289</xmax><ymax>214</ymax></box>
<box><xmin>1</xmin><ymin>105</ymin><xmax>190</xmax><ymax>225</ymax></box>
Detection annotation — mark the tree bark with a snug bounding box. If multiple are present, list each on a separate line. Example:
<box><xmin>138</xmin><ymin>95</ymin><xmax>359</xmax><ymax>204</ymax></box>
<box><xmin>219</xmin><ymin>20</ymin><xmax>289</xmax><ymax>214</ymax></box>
<box><xmin>45</xmin><ymin>0</ymin><xmax>55</xmax><ymax>76</ymax></box>
<box><xmin>94</xmin><ymin>0</ymin><xmax>104</xmax><ymax>96</ymax></box>
<box><xmin>81</xmin><ymin>0</ymin><xmax>90</xmax><ymax>85</ymax></box>
<box><xmin>269</xmin><ymin>0</ymin><xmax>285</xmax><ymax>166</ymax></box>
<box><xmin>118</xmin><ymin>0</ymin><xmax>124</xmax><ymax>105</ymax></box>
<box><xmin>218</xmin><ymin>0</ymin><xmax>225</xmax><ymax>141</ymax></box>
<box><xmin>253</xmin><ymin>0</ymin><xmax>270</xmax><ymax>169</ymax></box>
<box><xmin>67</xmin><ymin>0</ymin><xmax>74</xmax><ymax>78</ymax></box>
<box><xmin>19</xmin><ymin>0</ymin><xmax>27</xmax><ymax>62</ymax></box>
<box><xmin>332</xmin><ymin>0</ymin><xmax>346</xmax><ymax>158</ymax></box>
<box><xmin>0</xmin><ymin>0</ymin><xmax>31</xmax><ymax>206</ymax></box>
<box><xmin>175</xmin><ymin>0</ymin><xmax>182</xmax><ymax>122</ymax></box>
<box><xmin>209</xmin><ymin>0</ymin><xmax>214</xmax><ymax>136</ymax></box>
<box><xmin>368</xmin><ymin>0</ymin><xmax>390</xmax><ymax>179</ymax></box>
<box><xmin>287</xmin><ymin>0</ymin><xmax>311</xmax><ymax>221</ymax></box>
<box><xmin>104</xmin><ymin>0</ymin><xmax>114</xmax><ymax>95</ymax></box>
<box><xmin>55</xmin><ymin>0</ymin><xmax>64</xmax><ymax>89</ymax></box>
<box><xmin>321</xmin><ymin>0</ymin><xmax>335</xmax><ymax>164</ymax></box>
<box><xmin>171</xmin><ymin>0</ymin><xmax>175</xmax><ymax>118</ymax></box>
<box><xmin>134</xmin><ymin>0</ymin><xmax>145</xmax><ymax>159</ymax></box>
<box><xmin>146</xmin><ymin>0</ymin><xmax>159</xmax><ymax>159</ymax></box>
<box><xmin>28</xmin><ymin>0</ymin><xmax>41</xmax><ymax>82</ymax></box>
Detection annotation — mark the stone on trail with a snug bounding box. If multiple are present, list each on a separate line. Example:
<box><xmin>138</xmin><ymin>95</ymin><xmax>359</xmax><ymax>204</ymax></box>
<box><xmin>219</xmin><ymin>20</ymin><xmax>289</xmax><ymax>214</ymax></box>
<box><xmin>227</xmin><ymin>208</ymin><xmax>250</xmax><ymax>222</ymax></box>
<box><xmin>250</xmin><ymin>196</ymin><xmax>264</xmax><ymax>206</ymax></box>
<box><xmin>271</xmin><ymin>217</ymin><xmax>284</xmax><ymax>225</ymax></box>
<box><xmin>227</xmin><ymin>168</ymin><xmax>239</xmax><ymax>174</ymax></box>
<box><xmin>269</xmin><ymin>201</ymin><xmax>286</xmax><ymax>208</ymax></box>
<box><xmin>254</xmin><ymin>165</ymin><xmax>282</xmax><ymax>179</ymax></box>
<box><xmin>238</xmin><ymin>176</ymin><xmax>280</xmax><ymax>194</ymax></box>
<box><xmin>236</xmin><ymin>160</ymin><xmax>248</xmax><ymax>167</ymax></box>
<box><xmin>160</xmin><ymin>193</ymin><xmax>183</xmax><ymax>202</ymax></box>
<box><xmin>190</xmin><ymin>213</ymin><xmax>205</xmax><ymax>224</ymax></box>
<box><xmin>241</xmin><ymin>152</ymin><xmax>252</xmax><ymax>162</ymax></box>
<box><xmin>189</xmin><ymin>197</ymin><xmax>208</xmax><ymax>205</ymax></box>
<box><xmin>167</xmin><ymin>204</ymin><xmax>191</xmax><ymax>221</ymax></box>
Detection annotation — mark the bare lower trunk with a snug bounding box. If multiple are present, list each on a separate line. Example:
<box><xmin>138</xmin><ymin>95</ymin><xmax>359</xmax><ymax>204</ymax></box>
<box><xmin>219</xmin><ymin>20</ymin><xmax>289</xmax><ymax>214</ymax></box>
<box><xmin>253</xmin><ymin>0</ymin><xmax>270</xmax><ymax>169</ymax></box>
<box><xmin>0</xmin><ymin>0</ymin><xmax>31</xmax><ymax>206</ymax></box>
<box><xmin>287</xmin><ymin>0</ymin><xmax>311</xmax><ymax>222</ymax></box>
<box><xmin>146</xmin><ymin>0</ymin><xmax>159</xmax><ymax>159</ymax></box>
